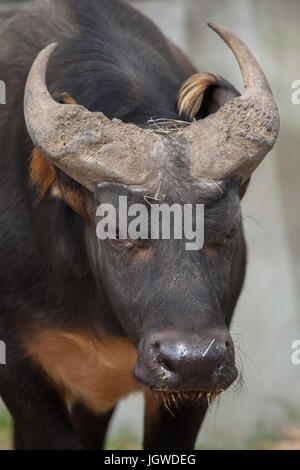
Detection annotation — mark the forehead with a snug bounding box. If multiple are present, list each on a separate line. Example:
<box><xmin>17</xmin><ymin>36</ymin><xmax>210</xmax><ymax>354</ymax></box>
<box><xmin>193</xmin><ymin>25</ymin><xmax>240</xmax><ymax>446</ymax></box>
<box><xmin>94</xmin><ymin>177</ymin><xmax>241</xmax><ymax>228</ymax></box>
<box><xmin>95</xmin><ymin>176</ymin><xmax>240</xmax><ymax>201</ymax></box>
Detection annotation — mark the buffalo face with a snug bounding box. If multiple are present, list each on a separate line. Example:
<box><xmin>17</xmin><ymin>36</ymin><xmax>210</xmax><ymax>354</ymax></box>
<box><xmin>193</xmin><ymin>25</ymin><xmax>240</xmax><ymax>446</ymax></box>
<box><xmin>86</xmin><ymin>177</ymin><xmax>244</xmax><ymax>394</ymax></box>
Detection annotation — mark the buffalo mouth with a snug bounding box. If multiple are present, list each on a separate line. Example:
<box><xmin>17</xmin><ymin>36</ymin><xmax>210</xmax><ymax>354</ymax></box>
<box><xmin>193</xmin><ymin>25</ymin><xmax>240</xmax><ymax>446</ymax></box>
<box><xmin>149</xmin><ymin>365</ymin><xmax>243</xmax><ymax>413</ymax></box>
<box><xmin>151</xmin><ymin>389</ymin><xmax>222</xmax><ymax>413</ymax></box>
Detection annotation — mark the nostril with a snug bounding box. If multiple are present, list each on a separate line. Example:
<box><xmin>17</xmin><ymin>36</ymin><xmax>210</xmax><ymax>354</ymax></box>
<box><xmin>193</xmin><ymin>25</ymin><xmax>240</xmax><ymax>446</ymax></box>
<box><xmin>215</xmin><ymin>359</ymin><xmax>226</xmax><ymax>377</ymax></box>
<box><xmin>225</xmin><ymin>340</ymin><xmax>231</xmax><ymax>348</ymax></box>
<box><xmin>156</xmin><ymin>353</ymin><xmax>176</xmax><ymax>374</ymax></box>
<box><xmin>149</xmin><ymin>341</ymin><xmax>176</xmax><ymax>374</ymax></box>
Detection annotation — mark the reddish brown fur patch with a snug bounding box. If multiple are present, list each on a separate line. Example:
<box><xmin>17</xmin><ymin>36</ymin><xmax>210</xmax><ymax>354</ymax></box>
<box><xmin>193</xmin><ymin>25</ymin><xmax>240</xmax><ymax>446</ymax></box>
<box><xmin>23</xmin><ymin>327</ymin><xmax>145</xmax><ymax>414</ymax></box>
<box><xmin>30</xmin><ymin>148</ymin><xmax>57</xmax><ymax>200</ymax></box>
<box><xmin>134</xmin><ymin>246</ymin><xmax>152</xmax><ymax>261</ymax></box>
<box><xmin>177</xmin><ymin>72</ymin><xmax>219</xmax><ymax>120</ymax></box>
<box><xmin>30</xmin><ymin>148</ymin><xmax>92</xmax><ymax>225</ymax></box>
<box><xmin>60</xmin><ymin>184</ymin><xmax>92</xmax><ymax>225</ymax></box>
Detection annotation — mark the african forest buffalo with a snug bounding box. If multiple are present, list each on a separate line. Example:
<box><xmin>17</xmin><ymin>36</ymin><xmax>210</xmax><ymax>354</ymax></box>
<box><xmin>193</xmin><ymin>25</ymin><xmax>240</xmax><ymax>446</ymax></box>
<box><xmin>0</xmin><ymin>0</ymin><xmax>279</xmax><ymax>450</ymax></box>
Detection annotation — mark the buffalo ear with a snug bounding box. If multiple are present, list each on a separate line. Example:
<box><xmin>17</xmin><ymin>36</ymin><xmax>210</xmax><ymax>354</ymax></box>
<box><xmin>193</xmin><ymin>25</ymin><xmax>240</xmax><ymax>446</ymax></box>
<box><xmin>177</xmin><ymin>72</ymin><xmax>240</xmax><ymax>121</ymax></box>
<box><xmin>201</xmin><ymin>80</ymin><xmax>239</xmax><ymax>116</ymax></box>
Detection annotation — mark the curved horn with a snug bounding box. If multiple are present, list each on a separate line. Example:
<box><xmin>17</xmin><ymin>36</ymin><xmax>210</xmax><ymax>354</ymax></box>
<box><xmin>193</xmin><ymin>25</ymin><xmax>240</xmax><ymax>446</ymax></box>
<box><xmin>24</xmin><ymin>43</ymin><xmax>158</xmax><ymax>192</ymax></box>
<box><xmin>184</xmin><ymin>24</ymin><xmax>280</xmax><ymax>183</ymax></box>
<box><xmin>208</xmin><ymin>23</ymin><xmax>271</xmax><ymax>93</ymax></box>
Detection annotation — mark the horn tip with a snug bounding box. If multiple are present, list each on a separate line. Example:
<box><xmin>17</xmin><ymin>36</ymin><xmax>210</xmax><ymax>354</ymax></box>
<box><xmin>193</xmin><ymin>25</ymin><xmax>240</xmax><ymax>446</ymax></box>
<box><xmin>45</xmin><ymin>42</ymin><xmax>59</xmax><ymax>53</ymax></box>
<box><xmin>207</xmin><ymin>22</ymin><xmax>226</xmax><ymax>35</ymax></box>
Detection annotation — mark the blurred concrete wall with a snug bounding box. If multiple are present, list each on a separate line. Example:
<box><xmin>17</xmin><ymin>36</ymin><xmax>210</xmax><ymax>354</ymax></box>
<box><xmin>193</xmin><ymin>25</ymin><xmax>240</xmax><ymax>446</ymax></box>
<box><xmin>1</xmin><ymin>0</ymin><xmax>300</xmax><ymax>447</ymax></box>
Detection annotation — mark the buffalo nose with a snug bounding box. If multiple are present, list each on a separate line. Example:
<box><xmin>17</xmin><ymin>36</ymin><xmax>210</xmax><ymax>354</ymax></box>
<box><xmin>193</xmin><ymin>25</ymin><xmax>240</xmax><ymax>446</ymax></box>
<box><xmin>134</xmin><ymin>330</ymin><xmax>237</xmax><ymax>392</ymax></box>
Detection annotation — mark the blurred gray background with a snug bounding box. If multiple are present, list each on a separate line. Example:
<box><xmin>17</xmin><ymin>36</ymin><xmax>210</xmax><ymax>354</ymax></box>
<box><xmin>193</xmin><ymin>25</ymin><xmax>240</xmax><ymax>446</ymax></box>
<box><xmin>1</xmin><ymin>0</ymin><xmax>300</xmax><ymax>449</ymax></box>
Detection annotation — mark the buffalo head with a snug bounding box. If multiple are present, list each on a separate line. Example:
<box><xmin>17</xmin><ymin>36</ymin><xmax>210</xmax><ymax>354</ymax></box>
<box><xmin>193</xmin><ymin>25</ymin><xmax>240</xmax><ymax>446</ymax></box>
<box><xmin>24</xmin><ymin>25</ymin><xmax>279</xmax><ymax>399</ymax></box>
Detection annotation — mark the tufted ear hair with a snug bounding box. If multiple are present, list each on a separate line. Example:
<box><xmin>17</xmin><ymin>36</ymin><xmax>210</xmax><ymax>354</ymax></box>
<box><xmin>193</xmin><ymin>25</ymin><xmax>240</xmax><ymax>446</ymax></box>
<box><xmin>177</xmin><ymin>72</ymin><xmax>240</xmax><ymax>121</ymax></box>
